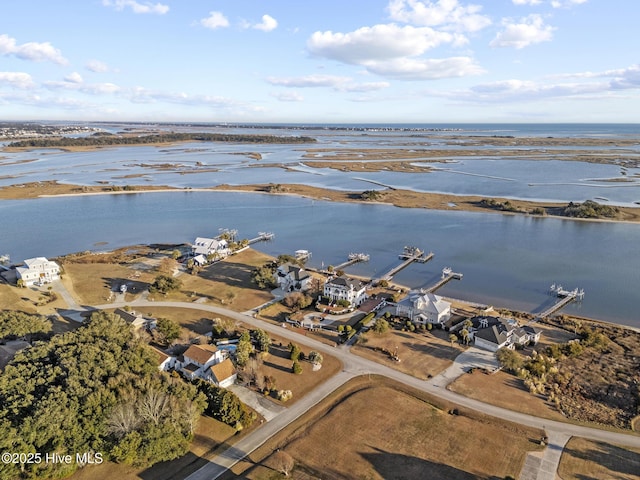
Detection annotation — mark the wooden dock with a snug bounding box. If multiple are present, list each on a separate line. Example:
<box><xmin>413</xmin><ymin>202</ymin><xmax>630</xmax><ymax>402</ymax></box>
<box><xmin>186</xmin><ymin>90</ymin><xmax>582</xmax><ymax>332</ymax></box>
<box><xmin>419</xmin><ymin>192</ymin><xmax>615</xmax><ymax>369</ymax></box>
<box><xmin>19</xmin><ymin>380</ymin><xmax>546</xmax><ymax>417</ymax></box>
<box><xmin>247</xmin><ymin>232</ymin><xmax>275</xmax><ymax>245</ymax></box>
<box><xmin>537</xmin><ymin>284</ymin><xmax>585</xmax><ymax>318</ymax></box>
<box><xmin>378</xmin><ymin>246</ymin><xmax>433</xmax><ymax>282</ymax></box>
<box><xmin>333</xmin><ymin>253</ymin><xmax>370</xmax><ymax>271</ymax></box>
<box><xmin>425</xmin><ymin>267</ymin><xmax>463</xmax><ymax>293</ymax></box>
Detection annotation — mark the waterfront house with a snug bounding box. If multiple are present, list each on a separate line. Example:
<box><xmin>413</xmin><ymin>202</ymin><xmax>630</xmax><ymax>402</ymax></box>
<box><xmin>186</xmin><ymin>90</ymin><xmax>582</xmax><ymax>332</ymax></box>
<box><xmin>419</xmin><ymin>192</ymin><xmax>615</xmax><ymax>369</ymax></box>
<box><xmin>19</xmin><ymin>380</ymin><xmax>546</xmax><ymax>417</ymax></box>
<box><xmin>395</xmin><ymin>291</ymin><xmax>451</xmax><ymax>326</ymax></box>
<box><xmin>323</xmin><ymin>276</ymin><xmax>367</xmax><ymax>307</ymax></box>
<box><xmin>471</xmin><ymin>316</ymin><xmax>541</xmax><ymax>352</ymax></box>
<box><xmin>192</xmin><ymin>237</ymin><xmax>230</xmax><ymax>258</ymax></box>
<box><xmin>275</xmin><ymin>263</ymin><xmax>312</xmax><ymax>292</ymax></box>
<box><xmin>16</xmin><ymin>257</ymin><xmax>60</xmax><ymax>286</ymax></box>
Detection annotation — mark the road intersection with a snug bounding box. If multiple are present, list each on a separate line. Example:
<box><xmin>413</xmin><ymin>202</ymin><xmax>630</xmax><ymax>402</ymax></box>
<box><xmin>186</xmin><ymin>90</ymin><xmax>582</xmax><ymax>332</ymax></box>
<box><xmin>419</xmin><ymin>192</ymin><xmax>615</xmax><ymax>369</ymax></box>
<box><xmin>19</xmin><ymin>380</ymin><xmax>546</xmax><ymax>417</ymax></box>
<box><xmin>86</xmin><ymin>299</ymin><xmax>640</xmax><ymax>479</ymax></box>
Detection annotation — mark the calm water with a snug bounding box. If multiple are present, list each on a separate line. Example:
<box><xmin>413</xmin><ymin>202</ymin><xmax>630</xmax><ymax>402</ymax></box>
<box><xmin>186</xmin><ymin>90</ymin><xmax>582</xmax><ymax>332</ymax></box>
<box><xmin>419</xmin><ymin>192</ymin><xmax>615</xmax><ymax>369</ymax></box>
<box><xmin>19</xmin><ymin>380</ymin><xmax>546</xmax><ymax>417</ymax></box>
<box><xmin>1</xmin><ymin>191</ymin><xmax>638</xmax><ymax>328</ymax></box>
<box><xmin>2</xmin><ymin>124</ymin><xmax>640</xmax><ymax>205</ymax></box>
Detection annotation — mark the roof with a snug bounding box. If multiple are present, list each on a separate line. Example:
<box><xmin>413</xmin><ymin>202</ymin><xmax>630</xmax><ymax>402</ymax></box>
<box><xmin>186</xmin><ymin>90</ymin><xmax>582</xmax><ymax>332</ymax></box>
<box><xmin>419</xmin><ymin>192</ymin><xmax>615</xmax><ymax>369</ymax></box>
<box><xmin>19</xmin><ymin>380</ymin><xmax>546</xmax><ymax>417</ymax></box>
<box><xmin>210</xmin><ymin>358</ymin><xmax>236</xmax><ymax>383</ymax></box>
<box><xmin>114</xmin><ymin>308</ymin><xmax>142</xmax><ymax>325</ymax></box>
<box><xmin>183</xmin><ymin>363</ymin><xmax>200</xmax><ymax>373</ymax></box>
<box><xmin>183</xmin><ymin>343</ymin><xmax>218</xmax><ymax>365</ymax></box>
<box><xmin>150</xmin><ymin>346</ymin><xmax>170</xmax><ymax>365</ymax></box>
<box><xmin>413</xmin><ymin>292</ymin><xmax>450</xmax><ymax>314</ymax></box>
<box><xmin>22</xmin><ymin>257</ymin><xmax>59</xmax><ymax>269</ymax></box>
<box><xmin>326</xmin><ymin>276</ymin><xmax>364</xmax><ymax>290</ymax></box>
<box><xmin>475</xmin><ymin>324</ymin><xmax>510</xmax><ymax>346</ymax></box>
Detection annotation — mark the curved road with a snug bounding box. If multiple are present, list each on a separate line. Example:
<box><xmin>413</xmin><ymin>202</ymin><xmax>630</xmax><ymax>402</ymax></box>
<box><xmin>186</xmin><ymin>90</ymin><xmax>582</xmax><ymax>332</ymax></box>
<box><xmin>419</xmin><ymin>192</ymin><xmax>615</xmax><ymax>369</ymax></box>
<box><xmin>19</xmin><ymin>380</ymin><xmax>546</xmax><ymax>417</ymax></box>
<box><xmin>91</xmin><ymin>300</ymin><xmax>640</xmax><ymax>479</ymax></box>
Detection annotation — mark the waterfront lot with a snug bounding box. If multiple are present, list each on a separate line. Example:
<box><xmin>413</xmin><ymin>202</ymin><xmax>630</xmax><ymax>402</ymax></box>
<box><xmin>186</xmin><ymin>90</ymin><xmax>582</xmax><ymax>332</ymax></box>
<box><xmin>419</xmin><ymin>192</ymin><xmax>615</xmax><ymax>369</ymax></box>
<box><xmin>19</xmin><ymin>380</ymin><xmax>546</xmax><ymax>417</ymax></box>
<box><xmin>352</xmin><ymin>327</ymin><xmax>466</xmax><ymax>380</ymax></box>
<box><xmin>226</xmin><ymin>376</ymin><xmax>545</xmax><ymax>480</ymax></box>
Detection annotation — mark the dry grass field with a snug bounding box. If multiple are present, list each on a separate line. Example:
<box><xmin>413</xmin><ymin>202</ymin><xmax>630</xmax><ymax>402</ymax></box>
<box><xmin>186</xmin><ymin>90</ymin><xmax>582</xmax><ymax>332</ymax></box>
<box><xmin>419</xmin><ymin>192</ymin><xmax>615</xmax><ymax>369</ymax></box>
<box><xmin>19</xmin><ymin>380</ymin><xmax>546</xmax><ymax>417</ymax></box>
<box><xmin>153</xmin><ymin>249</ymin><xmax>275</xmax><ymax>312</ymax></box>
<box><xmin>227</xmin><ymin>376</ymin><xmax>545</xmax><ymax>480</ymax></box>
<box><xmin>449</xmin><ymin>369</ymin><xmax>567</xmax><ymax>422</ymax></box>
<box><xmin>557</xmin><ymin>437</ymin><xmax>640</xmax><ymax>480</ymax></box>
<box><xmin>352</xmin><ymin>328</ymin><xmax>465</xmax><ymax>380</ymax></box>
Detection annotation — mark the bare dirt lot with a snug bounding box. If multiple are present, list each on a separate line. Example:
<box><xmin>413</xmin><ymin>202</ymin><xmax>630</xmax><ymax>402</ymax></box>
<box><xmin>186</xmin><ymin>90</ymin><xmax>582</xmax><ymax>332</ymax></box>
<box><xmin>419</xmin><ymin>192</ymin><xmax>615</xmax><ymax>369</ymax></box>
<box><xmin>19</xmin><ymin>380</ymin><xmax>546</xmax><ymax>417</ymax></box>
<box><xmin>226</xmin><ymin>376</ymin><xmax>545</xmax><ymax>480</ymax></box>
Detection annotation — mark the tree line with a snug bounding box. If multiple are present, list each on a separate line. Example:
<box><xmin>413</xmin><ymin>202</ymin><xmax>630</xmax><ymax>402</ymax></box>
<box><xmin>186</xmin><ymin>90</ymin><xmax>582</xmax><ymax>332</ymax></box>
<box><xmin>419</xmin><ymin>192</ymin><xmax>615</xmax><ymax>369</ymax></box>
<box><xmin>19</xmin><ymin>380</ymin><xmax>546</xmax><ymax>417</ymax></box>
<box><xmin>0</xmin><ymin>311</ymin><xmax>205</xmax><ymax>479</ymax></box>
<box><xmin>8</xmin><ymin>132</ymin><xmax>317</xmax><ymax>148</ymax></box>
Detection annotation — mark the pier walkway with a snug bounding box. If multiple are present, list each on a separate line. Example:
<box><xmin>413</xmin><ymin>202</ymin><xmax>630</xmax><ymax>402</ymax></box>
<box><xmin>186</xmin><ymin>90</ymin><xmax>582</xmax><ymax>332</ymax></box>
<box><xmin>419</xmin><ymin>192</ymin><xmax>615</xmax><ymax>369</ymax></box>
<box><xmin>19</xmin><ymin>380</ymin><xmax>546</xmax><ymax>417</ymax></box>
<box><xmin>378</xmin><ymin>246</ymin><xmax>433</xmax><ymax>282</ymax></box>
<box><xmin>425</xmin><ymin>267</ymin><xmax>463</xmax><ymax>293</ymax></box>
<box><xmin>247</xmin><ymin>232</ymin><xmax>274</xmax><ymax>245</ymax></box>
<box><xmin>333</xmin><ymin>253</ymin><xmax>370</xmax><ymax>271</ymax></box>
<box><xmin>537</xmin><ymin>285</ymin><xmax>585</xmax><ymax>319</ymax></box>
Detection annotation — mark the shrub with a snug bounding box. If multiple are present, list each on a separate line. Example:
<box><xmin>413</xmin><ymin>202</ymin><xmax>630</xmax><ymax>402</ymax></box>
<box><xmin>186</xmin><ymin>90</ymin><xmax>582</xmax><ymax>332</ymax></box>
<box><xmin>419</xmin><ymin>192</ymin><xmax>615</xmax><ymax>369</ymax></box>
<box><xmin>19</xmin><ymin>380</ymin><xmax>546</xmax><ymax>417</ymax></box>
<box><xmin>292</xmin><ymin>361</ymin><xmax>302</xmax><ymax>374</ymax></box>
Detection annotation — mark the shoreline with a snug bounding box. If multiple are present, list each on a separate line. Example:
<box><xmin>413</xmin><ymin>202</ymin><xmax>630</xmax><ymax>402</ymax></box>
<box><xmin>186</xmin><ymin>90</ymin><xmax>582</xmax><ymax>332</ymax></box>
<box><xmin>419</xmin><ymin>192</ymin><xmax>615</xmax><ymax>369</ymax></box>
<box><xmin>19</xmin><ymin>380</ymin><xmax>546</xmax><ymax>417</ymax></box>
<box><xmin>1</xmin><ymin>180</ymin><xmax>639</xmax><ymax>224</ymax></box>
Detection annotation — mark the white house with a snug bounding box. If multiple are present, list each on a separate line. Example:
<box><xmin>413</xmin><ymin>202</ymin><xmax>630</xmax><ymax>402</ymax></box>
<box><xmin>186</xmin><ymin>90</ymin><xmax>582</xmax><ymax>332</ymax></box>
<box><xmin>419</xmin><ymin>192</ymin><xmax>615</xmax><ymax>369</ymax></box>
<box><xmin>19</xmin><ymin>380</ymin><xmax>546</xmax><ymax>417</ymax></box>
<box><xmin>16</xmin><ymin>257</ymin><xmax>61</xmax><ymax>286</ymax></box>
<box><xmin>151</xmin><ymin>346</ymin><xmax>176</xmax><ymax>372</ymax></box>
<box><xmin>472</xmin><ymin>316</ymin><xmax>542</xmax><ymax>352</ymax></box>
<box><xmin>177</xmin><ymin>343</ymin><xmax>226</xmax><ymax>380</ymax></box>
<box><xmin>192</xmin><ymin>237</ymin><xmax>230</xmax><ymax>258</ymax></box>
<box><xmin>396</xmin><ymin>291</ymin><xmax>451</xmax><ymax>326</ymax></box>
<box><xmin>208</xmin><ymin>358</ymin><xmax>237</xmax><ymax>388</ymax></box>
<box><xmin>275</xmin><ymin>263</ymin><xmax>312</xmax><ymax>292</ymax></box>
<box><xmin>323</xmin><ymin>276</ymin><xmax>368</xmax><ymax>307</ymax></box>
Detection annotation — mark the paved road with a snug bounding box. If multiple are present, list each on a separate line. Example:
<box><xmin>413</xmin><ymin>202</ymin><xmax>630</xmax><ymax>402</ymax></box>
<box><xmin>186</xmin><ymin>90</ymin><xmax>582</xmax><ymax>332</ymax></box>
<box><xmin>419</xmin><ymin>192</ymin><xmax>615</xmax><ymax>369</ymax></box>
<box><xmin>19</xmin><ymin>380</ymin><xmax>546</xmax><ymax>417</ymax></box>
<box><xmin>88</xmin><ymin>300</ymin><xmax>640</xmax><ymax>479</ymax></box>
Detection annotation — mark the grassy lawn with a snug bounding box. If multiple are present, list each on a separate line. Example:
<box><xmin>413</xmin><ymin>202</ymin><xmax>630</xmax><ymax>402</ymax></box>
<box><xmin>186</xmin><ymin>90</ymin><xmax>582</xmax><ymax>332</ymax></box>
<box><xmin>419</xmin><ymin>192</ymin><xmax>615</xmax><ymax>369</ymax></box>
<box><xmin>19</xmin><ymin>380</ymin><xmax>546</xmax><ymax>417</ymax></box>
<box><xmin>0</xmin><ymin>283</ymin><xmax>38</xmax><ymax>313</ymax></box>
<box><xmin>557</xmin><ymin>437</ymin><xmax>640</xmax><ymax>480</ymax></box>
<box><xmin>61</xmin><ymin>262</ymin><xmax>155</xmax><ymax>305</ymax></box>
<box><xmin>352</xmin><ymin>328</ymin><xmax>465</xmax><ymax>380</ymax></box>
<box><xmin>227</xmin><ymin>376</ymin><xmax>545</xmax><ymax>480</ymax></box>
<box><xmin>449</xmin><ymin>369</ymin><xmax>568</xmax><ymax>422</ymax></box>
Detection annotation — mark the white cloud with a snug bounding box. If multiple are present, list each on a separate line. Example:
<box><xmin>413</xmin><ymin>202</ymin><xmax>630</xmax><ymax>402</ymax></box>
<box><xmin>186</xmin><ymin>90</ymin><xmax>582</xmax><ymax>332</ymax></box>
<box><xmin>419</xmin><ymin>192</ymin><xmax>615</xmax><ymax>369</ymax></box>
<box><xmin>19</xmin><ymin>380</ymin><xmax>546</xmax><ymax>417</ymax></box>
<box><xmin>102</xmin><ymin>0</ymin><xmax>169</xmax><ymax>15</ymax></box>
<box><xmin>200</xmin><ymin>11</ymin><xmax>230</xmax><ymax>30</ymax></box>
<box><xmin>85</xmin><ymin>60</ymin><xmax>110</xmax><ymax>73</ymax></box>
<box><xmin>490</xmin><ymin>14</ymin><xmax>555</xmax><ymax>49</ymax></box>
<box><xmin>512</xmin><ymin>0</ymin><xmax>542</xmax><ymax>5</ymax></box>
<box><xmin>387</xmin><ymin>0</ymin><xmax>491</xmax><ymax>33</ymax></box>
<box><xmin>253</xmin><ymin>14</ymin><xmax>278</xmax><ymax>32</ymax></box>
<box><xmin>267</xmin><ymin>74</ymin><xmax>391</xmax><ymax>92</ymax></box>
<box><xmin>0</xmin><ymin>34</ymin><xmax>68</xmax><ymax>65</ymax></box>
<box><xmin>0</xmin><ymin>72</ymin><xmax>35</xmax><ymax>89</ymax></box>
<box><xmin>267</xmin><ymin>74</ymin><xmax>352</xmax><ymax>88</ymax></box>
<box><xmin>44</xmin><ymin>78</ymin><xmax>121</xmax><ymax>95</ymax></box>
<box><xmin>551</xmin><ymin>0</ymin><xmax>587</xmax><ymax>7</ymax></box>
<box><xmin>271</xmin><ymin>91</ymin><xmax>304</xmax><ymax>102</ymax></box>
<box><xmin>308</xmin><ymin>24</ymin><xmax>454</xmax><ymax>64</ymax></box>
<box><xmin>64</xmin><ymin>72</ymin><xmax>83</xmax><ymax>84</ymax></box>
<box><xmin>366</xmin><ymin>56</ymin><xmax>484</xmax><ymax>79</ymax></box>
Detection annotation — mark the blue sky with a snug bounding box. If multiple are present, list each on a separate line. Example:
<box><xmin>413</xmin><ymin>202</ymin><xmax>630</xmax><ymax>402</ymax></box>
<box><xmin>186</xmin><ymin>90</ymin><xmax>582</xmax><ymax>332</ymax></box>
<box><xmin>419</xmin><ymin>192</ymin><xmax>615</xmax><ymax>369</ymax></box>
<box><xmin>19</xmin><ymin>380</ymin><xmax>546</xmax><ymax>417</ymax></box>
<box><xmin>1</xmin><ymin>0</ymin><xmax>639</xmax><ymax>123</ymax></box>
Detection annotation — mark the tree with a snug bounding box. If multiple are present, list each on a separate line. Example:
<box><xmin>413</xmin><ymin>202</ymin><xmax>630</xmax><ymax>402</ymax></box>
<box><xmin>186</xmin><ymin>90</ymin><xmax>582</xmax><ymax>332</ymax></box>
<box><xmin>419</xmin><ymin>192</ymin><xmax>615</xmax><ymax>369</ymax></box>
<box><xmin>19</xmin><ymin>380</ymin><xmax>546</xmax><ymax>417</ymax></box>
<box><xmin>371</xmin><ymin>318</ymin><xmax>390</xmax><ymax>334</ymax></box>
<box><xmin>282</xmin><ymin>292</ymin><xmax>312</xmax><ymax>312</ymax></box>
<box><xmin>253</xmin><ymin>329</ymin><xmax>271</xmax><ymax>353</ymax></box>
<box><xmin>288</xmin><ymin>342</ymin><xmax>301</xmax><ymax>361</ymax></box>
<box><xmin>449</xmin><ymin>333</ymin><xmax>458</xmax><ymax>347</ymax></box>
<box><xmin>496</xmin><ymin>347</ymin><xmax>524</xmax><ymax>373</ymax></box>
<box><xmin>158</xmin><ymin>257</ymin><xmax>178</xmax><ymax>274</ymax></box>
<box><xmin>235</xmin><ymin>332</ymin><xmax>252</xmax><ymax>367</ymax></box>
<box><xmin>291</xmin><ymin>360</ymin><xmax>302</xmax><ymax>374</ymax></box>
<box><xmin>149</xmin><ymin>275</ymin><xmax>181</xmax><ymax>294</ymax></box>
<box><xmin>224</xmin><ymin>291</ymin><xmax>236</xmax><ymax>304</ymax></box>
<box><xmin>171</xmin><ymin>249</ymin><xmax>181</xmax><ymax>260</ymax></box>
<box><xmin>244</xmin><ymin>356</ymin><xmax>263</xmax><ymax>388</ymax></box>
<box><xmin>155</xmin><ymin>317</ymin><xmax>181</xmax><ymax>346</ymax></box>
<box><xmin>460</xmin><ymin>328</ymin><xmax>470</xmax><ymax>345</ymax></box>
<box><xmin>0</xmin><ymin>311</ymin><xmax>52</xmax><ymax>341</ymax></box>
<box><xmin>308</xmin><ymin>351</ymin><xmax>323</xmax><ymax>365</ymax></box>
<box><xmin>251</xmin><ymin>264</ymin><xmax>276</xmax><ymax>289</ymax></box>
<box><xmin>271</xmin><ymin>450</ymin><xmax>295</xmax><ymax>477</ymax></box>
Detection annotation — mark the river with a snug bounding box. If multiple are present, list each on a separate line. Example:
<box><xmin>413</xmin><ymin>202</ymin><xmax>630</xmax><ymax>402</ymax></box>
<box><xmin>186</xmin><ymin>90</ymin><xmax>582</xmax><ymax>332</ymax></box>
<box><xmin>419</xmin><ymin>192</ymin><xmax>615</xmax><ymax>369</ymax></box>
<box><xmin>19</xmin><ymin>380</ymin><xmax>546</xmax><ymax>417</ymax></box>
<box><xmin>1</xmin><ymin>191</ymin><xmax>638</xmax><ymax>328</ymax></box>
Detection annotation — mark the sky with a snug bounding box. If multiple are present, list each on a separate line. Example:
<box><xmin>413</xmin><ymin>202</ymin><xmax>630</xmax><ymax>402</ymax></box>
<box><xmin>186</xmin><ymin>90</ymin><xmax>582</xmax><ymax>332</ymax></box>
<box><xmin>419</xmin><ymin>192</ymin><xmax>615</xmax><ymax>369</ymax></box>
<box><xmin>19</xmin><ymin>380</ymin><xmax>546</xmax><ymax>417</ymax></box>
<box><xmin>1</xmin><ymin>0</ymin><xmax>639</xmax><ymax>123</ymax></box>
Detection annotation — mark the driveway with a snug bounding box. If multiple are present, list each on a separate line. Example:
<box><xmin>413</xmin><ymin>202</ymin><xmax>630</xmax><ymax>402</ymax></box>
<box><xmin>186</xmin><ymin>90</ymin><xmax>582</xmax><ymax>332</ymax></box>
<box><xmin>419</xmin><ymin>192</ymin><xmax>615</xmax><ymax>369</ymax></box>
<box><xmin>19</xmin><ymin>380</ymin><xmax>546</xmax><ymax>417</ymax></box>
<box><xmin>228</xmin><ymin>384</ymin><xmax>286</xmax><ymax>422</ymax></box>
<box><xmin>430</xmin><ymin>346</ymin><xmax>500</xmax><ymax>388</ymax></box>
